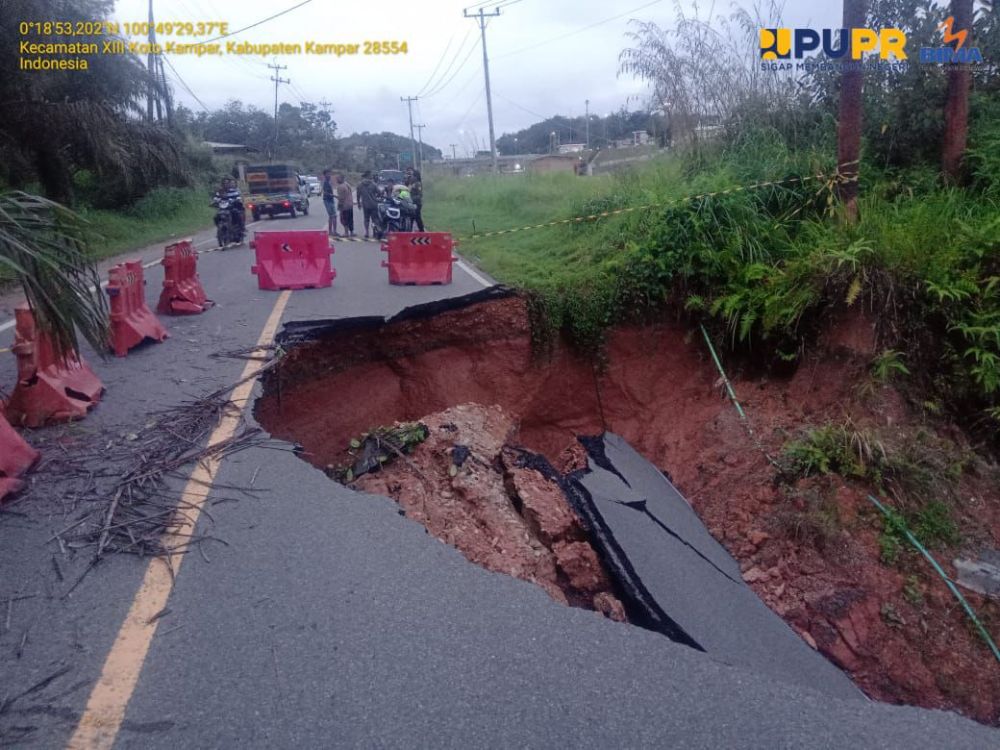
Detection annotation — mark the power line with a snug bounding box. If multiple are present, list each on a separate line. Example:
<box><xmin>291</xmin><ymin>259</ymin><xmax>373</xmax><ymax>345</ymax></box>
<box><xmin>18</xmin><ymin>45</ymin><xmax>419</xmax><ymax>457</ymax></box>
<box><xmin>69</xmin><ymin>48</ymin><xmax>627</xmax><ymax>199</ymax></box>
<box><xmin>415</xmin><ymin>33</ymin><xmax>454</xmax><ymax>97</ymax></box>
<box><xmin>289</xmin><ymin>80</ymin><xmax>314</xmax><ymax>103</ymax></box>
<box><xmin>200</xmin><ymin>0</ymin><xmax>314</xmax><ymax>44</ymax></box>
<box><xmin>415</xmin><ymin>30</ymin><xmax>463</xmax><ymax>97</ymax></box>
<box><xmin>161</xmin><ymin>55</ymin><xmax>210</xmax><ymax>111</ymax></box>
<box><xmin>422</xmin><ymin>35</ymin><xmax>480</xmax><ymax>99</ymax></box>
<box><xmin>463</xmin><ymin>0</ymin><xmax>522</xmax><ymax>12</ymax></box>
<box><xmin>495</xmin><ymin>0</ymin><xmax>664</xmax><ymax>60</ymax></box>
<box><xmin>455</xmin><ymin>89</ymin><xmax>485</xmax><ymax>129</ymax></box>
<box><xmin>419</xmin><ymin>29</ymin><xmax>476</xmax><ymax>98</ymax></box>
<box><xmin>493</xmin><ymin>92</ymin><xmax>579</xmax><ymax>134</ymax></box>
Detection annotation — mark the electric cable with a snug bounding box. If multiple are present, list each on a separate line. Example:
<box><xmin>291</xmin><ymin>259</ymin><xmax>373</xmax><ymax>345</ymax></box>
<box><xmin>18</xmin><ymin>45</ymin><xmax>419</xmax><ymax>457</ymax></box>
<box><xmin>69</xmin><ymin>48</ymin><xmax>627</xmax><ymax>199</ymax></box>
<box><xmin>422</xmin><ymin>36</ymin><xmax>481</xmax><ymax>99</ymax></box>
<box><xmin>199</xmin><ymin>0</ymin><xmax>314</xmax><ymax>44</ymax></box>
<box><xmin>495</xmin><ymin>0</ymin><xmax>664</xmax><ymax>60</ymax></box>
<box><xmin>420</xmin><ymin>29</ymin><xmax>476</xmax><ymax>98</ymax></box>
<box><xmin>161</xmin><ymin>55</ymin><xmax>210</xmax><ymax>111</ymax></box>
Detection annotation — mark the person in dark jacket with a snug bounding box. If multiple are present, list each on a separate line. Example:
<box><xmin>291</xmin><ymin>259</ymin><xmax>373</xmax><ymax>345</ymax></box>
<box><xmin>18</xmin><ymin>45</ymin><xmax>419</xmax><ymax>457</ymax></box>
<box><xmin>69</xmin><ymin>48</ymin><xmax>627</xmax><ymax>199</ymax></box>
<box><xmin>321</xmin><ymin>169</ymin><xmax>337</xmax><ymax>235</ymax></box>
<box><xmin>404</xmin><ymin>167</ymin><xmax>425</xmax><ymax>231</ymax></box>
<box><xmin>356</xmin><ymin>171</ymin><xmax>380</xmax><ymax>239</ymax></box>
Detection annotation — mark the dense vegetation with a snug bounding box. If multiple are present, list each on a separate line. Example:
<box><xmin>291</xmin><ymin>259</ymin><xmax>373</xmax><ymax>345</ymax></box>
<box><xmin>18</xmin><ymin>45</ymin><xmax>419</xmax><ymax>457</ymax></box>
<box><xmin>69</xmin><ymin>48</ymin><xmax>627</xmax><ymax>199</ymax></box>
<box><xmin>177</xmin><ymin>100</ymin><xmax>443</xmax><ymax>173</ymax></box>
<box><xmin>429</xmin><ymin>0</ymin><xmax>1000</xmax><ymax>447</ymax></box>
<box><xmin>496</xmin><ymin>109</ymin><xmax>664</xmax><ymax>154</ymax></box>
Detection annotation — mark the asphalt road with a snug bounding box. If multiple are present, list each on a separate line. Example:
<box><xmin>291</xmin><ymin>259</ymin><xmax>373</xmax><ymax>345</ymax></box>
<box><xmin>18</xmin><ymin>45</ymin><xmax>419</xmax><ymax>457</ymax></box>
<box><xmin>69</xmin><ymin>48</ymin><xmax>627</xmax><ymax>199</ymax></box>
<box><xmin>1</xmin><ymin>198</ymin><xmax>998</xmax><ymax>749</ymax></box>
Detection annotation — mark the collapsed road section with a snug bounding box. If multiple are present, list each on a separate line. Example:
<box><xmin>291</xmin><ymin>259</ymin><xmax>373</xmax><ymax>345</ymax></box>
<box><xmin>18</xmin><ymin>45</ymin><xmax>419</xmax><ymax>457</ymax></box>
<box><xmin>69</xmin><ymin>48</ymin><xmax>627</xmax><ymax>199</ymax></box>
<box><xmin>255</xmin><ymin>287</ymin><xmax>1000</xmax><ymax>722</ymax></box>
<box><xmin>566</xmin><ymin>432</ymin><xmax>858</xmax><ymax>697</ymax></box>
<box><xmin>255</xmin><ymin>287</ymin><xmax>860</xmax><ymax>701</ymax></box>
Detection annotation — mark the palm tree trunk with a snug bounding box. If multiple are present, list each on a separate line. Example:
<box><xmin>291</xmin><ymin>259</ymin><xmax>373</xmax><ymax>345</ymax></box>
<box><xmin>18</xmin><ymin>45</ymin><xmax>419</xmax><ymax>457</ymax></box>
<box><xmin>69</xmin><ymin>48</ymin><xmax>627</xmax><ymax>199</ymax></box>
<box><xmin>837</xmin><ymin>0</ymin><xmax>867</xmax><ymax>224</ymax></box>
<box><xmin>33</xmin><ymin>145</ymin><xmax>75</xmax><ymax>207</ymax></box>
<box><xmin>942</xmin><ymin>0</ymin><xmax>973</xmax><ymax>184</ymax></box>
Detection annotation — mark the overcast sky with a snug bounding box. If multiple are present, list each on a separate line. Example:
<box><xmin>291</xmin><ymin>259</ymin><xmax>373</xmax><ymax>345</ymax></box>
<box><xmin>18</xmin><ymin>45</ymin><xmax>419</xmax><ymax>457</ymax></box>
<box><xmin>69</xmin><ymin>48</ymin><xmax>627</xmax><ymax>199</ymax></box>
<box><xmin>111</xmin><ymin>0</ymin><xmax>841</xmax><ymax>155</ymax></box>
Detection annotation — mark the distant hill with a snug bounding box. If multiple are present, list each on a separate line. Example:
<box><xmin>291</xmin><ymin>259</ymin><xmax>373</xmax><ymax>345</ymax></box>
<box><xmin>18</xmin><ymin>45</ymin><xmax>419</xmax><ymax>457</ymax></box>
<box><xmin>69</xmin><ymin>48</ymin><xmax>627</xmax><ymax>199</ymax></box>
<box><xmin>336</xmin><ymin>131</ymin><xmax>443</xmax><ymax>171</ymax></box>
<box><xmin>497</xmin><ymin>110</ymin><xmax>660</xmax><ymax>154</ymax></box>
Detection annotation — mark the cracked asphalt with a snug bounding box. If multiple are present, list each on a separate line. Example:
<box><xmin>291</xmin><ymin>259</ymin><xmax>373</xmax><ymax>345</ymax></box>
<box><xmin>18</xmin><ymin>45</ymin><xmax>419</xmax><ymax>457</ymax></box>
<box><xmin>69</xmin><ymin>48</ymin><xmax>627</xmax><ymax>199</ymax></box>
<box><xmin>1</xmin><ymin>198</ymin><xmax>998</xmax><ymax>749</ymax></box>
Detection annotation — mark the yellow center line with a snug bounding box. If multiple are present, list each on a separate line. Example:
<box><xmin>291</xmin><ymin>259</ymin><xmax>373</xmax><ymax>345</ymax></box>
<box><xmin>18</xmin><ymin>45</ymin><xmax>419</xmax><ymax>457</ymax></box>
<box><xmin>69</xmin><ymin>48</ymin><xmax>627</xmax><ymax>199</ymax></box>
<box><xmin>67</xmin><ymin>289</ymin><xmax>291</xmax><ymax>750</ymax></box>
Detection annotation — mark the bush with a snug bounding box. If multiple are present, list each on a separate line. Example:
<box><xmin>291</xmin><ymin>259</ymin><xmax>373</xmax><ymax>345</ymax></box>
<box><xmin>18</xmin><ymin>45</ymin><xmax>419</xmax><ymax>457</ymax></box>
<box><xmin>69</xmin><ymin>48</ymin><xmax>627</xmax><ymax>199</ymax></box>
<box><xmin>431</xmin><ymin>124</ymin><xmax>1000</xmax><ymax>430</ymax></box>
<box><xmin>967</xmin><ymin>94</ymin><xmax>1000</xmax><ymax>196</ymax></box>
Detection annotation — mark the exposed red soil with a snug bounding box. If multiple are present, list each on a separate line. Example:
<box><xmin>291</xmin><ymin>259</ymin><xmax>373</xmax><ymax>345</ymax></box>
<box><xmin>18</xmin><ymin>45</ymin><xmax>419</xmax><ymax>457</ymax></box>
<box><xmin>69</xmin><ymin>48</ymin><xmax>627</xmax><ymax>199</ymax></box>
<box><xmin>350</xmin><ymin>403</ymin><xmax>626</xmax><ymax>622</ymax></box>
<box><xmin>256</xmin><ymin>295</ymin><xmax>1000</xmax><ymax>725</ymax></box>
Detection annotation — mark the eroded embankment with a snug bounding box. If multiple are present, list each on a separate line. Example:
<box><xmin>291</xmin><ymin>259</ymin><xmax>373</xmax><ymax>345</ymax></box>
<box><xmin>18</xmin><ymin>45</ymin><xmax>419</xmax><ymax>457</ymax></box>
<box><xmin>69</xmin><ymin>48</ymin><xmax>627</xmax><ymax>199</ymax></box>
<box><xmin>256</xmin><ymin>291</ymin><xmax>1000</xmax><ymax>725</ymax></box>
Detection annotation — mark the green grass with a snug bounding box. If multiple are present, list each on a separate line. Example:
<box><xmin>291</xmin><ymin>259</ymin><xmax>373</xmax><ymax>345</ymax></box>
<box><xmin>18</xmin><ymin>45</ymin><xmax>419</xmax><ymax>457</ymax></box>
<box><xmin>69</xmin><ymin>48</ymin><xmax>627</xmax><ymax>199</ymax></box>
<box><xmin>0</xmin><ymin>186</ymin><xmax>213</xmax><ymax>284</ymax></box>
<box><xmin>76</xmin><ymin>186</ymin><xmax>214</xmax><ymax>261</ymax></box>
<box><xmin>427</xmin><ymin>134</ymin><xmax>1000</xmax><ymax>431</ymax></box>
<box><xmin>778</xmin><ymin>419</ymin><xmax>965</xmax><ymax>563</ymax></box>
<box><xmin>426</xmin><ymin>172</ymin><xmax>614</xmax><ymax>287</ymax></box>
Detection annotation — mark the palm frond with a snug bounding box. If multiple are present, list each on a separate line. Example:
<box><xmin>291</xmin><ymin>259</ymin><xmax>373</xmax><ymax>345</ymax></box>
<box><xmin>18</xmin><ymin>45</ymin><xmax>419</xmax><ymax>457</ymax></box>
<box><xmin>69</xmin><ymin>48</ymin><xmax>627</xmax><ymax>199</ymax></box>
<box><xmin>0</xmin><ymin>192</ymin><xmax>109</xmax><ymax>358</ymax></box>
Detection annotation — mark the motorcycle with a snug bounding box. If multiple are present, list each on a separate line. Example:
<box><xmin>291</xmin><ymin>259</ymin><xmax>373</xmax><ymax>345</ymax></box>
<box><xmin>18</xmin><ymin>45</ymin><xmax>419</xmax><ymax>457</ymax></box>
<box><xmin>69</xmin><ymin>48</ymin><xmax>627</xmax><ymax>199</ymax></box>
<box><xmin>371</xmin><ymin>193</ymin><xmax>418</xmax><ymax>240</ymax></box>
<box><xmin>212</xmin><ymin>193</ymin><xmax>246</xmax><ymax>248</ymax></box>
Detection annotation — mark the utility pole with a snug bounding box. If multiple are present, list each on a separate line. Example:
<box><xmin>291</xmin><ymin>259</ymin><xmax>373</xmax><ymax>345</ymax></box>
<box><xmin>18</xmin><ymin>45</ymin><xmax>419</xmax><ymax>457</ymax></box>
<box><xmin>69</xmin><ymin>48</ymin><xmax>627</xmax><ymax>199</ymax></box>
<box><xmin>146</xmin><ymin>0</ymin><xmax>157</xmax><ymax>121</ymax></box>
<box><xmin>158</xmin><ymin>56</ymin><xmax>173</xmax><ymax>127</ymax></box>
<box><xmin>449</xmin><ymin>143</ymin><xmax>457</xmax><ymax>160</ymax></box>
<box><xmin>585</xmin><ymin>99</ymin><xmax>590</xmax><ymax>149</ymax></box>
<box><xmin>317</xmin><ymin>98</ymin><xmax>333</xmax><ymax>131</ymax></box>
<box><xmin>415</xmin><ymin>124</ymin><xmax>426</xmax><ymax>170</ymax></box>
<box><xmin>400</xmin><ymin>96</ymin><xmax>418</xmax><ymax>170</ymax></box>
<box><xmin>464</xmin><ymin>6</ymin><xmax>501</xmax><ymax>173</ymax></box>
<box><xmin>268</xmin><ymin>62</ymin><xmax>289</xmax><ymax>159</ymax></box>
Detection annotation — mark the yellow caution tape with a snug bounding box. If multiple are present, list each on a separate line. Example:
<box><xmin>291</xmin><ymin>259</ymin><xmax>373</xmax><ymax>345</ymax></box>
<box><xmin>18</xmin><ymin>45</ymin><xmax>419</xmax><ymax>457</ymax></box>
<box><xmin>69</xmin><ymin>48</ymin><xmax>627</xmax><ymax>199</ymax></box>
<box><xmin>457</xmin><ymin>170</ymin><xmax>854</xmax><ymax>241</ymax></box>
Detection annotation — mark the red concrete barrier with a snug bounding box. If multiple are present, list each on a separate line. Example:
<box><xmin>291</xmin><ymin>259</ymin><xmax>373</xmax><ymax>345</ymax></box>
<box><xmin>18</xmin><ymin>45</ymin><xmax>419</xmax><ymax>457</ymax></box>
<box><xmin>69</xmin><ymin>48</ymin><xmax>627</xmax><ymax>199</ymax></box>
<box><xmin>5</xmin><ymin>306</ymin><xmax>104</xmax><ymax>427</ymax></box>
<box><xmin>107</xmin><ymin>260</ymin><xmax>169</xmax><ymax>357</ymax></box>
<box><xmin>157</xmin><ymin>239</ymin><xmax>213</xmax><ymax>315</ymax></box>
<box><xmin>0</xmin><ymin>408</ymin><xmax>39</xmax><ymax>502</ymax></box>
<box><xmin>380</xmin><ymin>232</ymin><xmax>458</xmax><ymax>285</ymax></box>
<box><xmin>250</xmin><ymin>230</ymin><xmax>336</xmax><ymax>290</ymax></box>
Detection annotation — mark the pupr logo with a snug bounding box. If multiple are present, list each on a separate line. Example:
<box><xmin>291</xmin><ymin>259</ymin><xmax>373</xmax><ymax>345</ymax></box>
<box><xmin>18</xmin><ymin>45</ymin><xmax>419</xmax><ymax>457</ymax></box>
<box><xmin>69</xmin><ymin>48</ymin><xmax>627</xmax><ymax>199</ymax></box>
<box><xmin>759</xmin><ymin>27</ymin><xmax>907</xmax><ymax>60</ymax></box>
<box><xmin>759</xmin><ymin>28</ymin><xmax>792</xmax><ymax>59</ymax></box>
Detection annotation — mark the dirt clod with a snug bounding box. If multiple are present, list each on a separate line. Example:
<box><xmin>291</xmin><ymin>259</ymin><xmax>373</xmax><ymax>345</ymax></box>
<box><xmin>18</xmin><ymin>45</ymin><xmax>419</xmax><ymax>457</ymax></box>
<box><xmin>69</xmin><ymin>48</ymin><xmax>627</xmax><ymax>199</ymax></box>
<box><xmin>350</xmin><ymin>403</ymin><xmax>626</xmax><ymax>621</ymax></box>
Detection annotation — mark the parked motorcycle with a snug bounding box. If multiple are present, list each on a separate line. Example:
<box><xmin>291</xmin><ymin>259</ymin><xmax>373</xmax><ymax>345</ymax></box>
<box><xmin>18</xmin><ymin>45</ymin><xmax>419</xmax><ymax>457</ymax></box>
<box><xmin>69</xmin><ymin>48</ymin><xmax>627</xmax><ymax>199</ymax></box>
<box><xmin>372</xmin><ymin>191</ymin><xmax>418</xmax><ymax>240</ymax></box>
<box><xmin>212</xmin><ymin>192</ymin><xmax>246</xmax><ymax>248</ymax></box>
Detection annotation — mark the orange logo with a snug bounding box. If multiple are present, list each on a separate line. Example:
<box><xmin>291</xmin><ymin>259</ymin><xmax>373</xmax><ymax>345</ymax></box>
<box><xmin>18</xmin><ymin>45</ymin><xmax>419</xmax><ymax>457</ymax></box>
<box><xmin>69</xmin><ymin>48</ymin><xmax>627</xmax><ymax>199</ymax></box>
<box><xmin>939</xmin><ymin>16</ymin><xmax>968</xmax><ymax>49</ymax></box>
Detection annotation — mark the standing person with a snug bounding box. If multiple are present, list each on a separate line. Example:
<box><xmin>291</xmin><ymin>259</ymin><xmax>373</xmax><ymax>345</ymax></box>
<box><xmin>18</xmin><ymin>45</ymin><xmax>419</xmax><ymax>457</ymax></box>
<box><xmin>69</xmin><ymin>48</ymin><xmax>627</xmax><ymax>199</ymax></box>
<box><xmin>356</xmin><ymin>170</ymin><xmax>380</xmax><ymax>239</ymax></box>
<box><xmin>405</xmin><ymin>167</ymin><xmax>425</xmax><ymax>231</ymax></box>
<box><xmin>321</xmin><ymin>169</ymin><xmax>338</xmax><ymax>235</ymax></box>
<box><xmin>335</xmin><ymin>174</ymin><xmax>355</xmax><ymax>237</ymax></box>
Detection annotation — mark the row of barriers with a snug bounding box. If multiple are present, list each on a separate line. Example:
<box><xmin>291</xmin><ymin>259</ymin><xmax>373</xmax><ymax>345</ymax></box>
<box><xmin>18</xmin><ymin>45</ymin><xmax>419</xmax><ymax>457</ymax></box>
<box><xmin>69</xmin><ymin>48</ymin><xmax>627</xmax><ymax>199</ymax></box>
<box><xmin>0</xmin><ymin>239</ymin><xmax>212</xmax><ymax>500</ymax></box>
<box><xmin>249</xmin><ymin>229</ymin><xmax>457</xmax><ymax>290</ymax></box>
<box><xmin>1</xmin><ymin>229</ymin><xmax>461</xmax><ymax>501</ymax></box>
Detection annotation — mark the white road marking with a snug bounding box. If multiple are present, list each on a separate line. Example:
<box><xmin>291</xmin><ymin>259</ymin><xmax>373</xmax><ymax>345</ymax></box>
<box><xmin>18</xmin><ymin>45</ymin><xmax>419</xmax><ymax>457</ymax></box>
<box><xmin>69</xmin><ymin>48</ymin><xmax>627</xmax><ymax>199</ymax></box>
<box><xmin>456</xmin><ymin>258</ymin><xmax>492</xmax><ymax>288</ymax></box>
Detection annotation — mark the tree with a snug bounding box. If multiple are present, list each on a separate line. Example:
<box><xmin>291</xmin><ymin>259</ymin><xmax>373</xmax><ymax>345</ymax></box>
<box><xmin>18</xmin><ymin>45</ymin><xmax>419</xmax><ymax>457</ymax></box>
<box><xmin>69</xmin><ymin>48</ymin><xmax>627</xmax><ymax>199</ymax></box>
<box><xmin>0</xmin><ymin>0</ymin><xmax>188</xmax><ymax>207</ymax></box>
<box><xmin>942</xmin><ymin>0</ymin><xmax>974</xmax><ymax>182</ymax></box>
<box><xmin>618</xmin><ymin>5</ymin><xmax>801</xmax><ymax>150</ymax></box>
<box><xmin>803</xmin><ymin>0</ymin><xmax>948</xmax><ymax>170</ymax></box>
<box><xmin>837</xmin><ymin>0</ymin><xmax>868</xmax><ymax>223</ymax></box>
<box><xmin>0</xmin><ymin>193</ymin><xmax>108</xmax><ymax>358</ymax></box>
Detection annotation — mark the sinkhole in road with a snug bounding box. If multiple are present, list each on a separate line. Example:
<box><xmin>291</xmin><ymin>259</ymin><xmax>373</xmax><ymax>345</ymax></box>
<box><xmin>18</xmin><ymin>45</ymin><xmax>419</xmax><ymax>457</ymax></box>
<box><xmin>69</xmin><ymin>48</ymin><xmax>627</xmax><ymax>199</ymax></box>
<box><xmin>253</xmin><ymin>288</ymin><xmax>737</xmax><ymax>629</ymax></box>
<box><xmin>253</xmin><ymin>288</ymin><xmax>1000</xmax><ymax>723</ymax></box>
